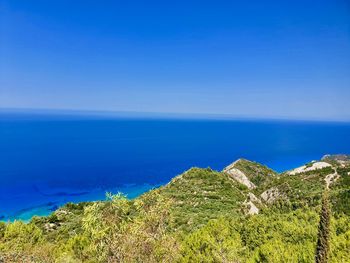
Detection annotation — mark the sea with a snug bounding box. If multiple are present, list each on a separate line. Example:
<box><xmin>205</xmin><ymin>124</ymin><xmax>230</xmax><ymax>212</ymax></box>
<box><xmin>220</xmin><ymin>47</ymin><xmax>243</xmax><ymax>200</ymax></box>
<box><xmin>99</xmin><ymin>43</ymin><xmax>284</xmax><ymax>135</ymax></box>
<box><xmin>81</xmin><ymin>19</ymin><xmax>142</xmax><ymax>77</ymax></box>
<box><xmin>1</xmin><ymin>110</ymin><xmax>350</xmax><ymax>221</ymax></box>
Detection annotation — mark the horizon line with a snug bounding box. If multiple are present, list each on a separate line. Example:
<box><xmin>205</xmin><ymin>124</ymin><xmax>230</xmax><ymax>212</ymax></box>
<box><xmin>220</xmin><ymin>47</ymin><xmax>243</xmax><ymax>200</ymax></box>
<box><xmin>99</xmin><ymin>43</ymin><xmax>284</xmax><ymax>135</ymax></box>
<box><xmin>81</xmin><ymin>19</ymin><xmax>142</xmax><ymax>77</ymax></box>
<box><xmin>1</xmin><ymin>107</ymin><xmax>350</xmax><ymax>123</ymax></box>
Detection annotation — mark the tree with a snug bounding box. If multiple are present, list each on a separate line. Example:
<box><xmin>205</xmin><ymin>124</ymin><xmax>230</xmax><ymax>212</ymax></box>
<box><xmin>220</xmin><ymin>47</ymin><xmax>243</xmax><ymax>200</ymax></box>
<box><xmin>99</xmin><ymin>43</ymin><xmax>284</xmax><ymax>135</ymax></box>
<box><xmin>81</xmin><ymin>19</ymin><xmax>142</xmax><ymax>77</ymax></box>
<box><xmin>315</xmin><ymin>190</ymin><xmax>331</xmax><ymax>263</ymax></box>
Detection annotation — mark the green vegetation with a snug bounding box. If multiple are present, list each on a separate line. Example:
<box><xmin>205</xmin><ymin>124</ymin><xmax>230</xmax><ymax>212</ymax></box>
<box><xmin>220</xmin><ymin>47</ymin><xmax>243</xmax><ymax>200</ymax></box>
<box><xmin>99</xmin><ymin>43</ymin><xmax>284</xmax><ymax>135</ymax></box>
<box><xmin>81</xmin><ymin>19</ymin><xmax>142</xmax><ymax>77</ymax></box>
<box><xmin>159</xmin><ymin>168</ymin><xmax>245</xmax><ymax>231</ymax></box>
<box><xmin>1</xmin><ymin>155</ymin><xmax>350</xmax><ymax>262</ymax></box>
<box><xmin>228</xmin><ymin>158</ymin><xmax>277</xmax><ymax>187</ymax></box>
<box><xmin>331</xmin><ymin>167</ymin><xmax>350</xmax><ymax>215</ymax></box>
<box><xmin>315</xmin><ymin>190</ymin><xmax>331</xmax><ymax>263</ymax></box>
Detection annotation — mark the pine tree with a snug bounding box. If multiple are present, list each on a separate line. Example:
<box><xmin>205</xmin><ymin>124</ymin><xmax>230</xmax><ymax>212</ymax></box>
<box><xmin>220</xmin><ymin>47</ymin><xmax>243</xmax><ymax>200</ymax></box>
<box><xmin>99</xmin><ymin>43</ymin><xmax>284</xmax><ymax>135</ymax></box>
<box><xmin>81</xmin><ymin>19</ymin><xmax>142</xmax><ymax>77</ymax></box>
<box><xmin>315</xmin><ymin>189</ymin><xmax>331</xmax><ymax>263</ymax></box>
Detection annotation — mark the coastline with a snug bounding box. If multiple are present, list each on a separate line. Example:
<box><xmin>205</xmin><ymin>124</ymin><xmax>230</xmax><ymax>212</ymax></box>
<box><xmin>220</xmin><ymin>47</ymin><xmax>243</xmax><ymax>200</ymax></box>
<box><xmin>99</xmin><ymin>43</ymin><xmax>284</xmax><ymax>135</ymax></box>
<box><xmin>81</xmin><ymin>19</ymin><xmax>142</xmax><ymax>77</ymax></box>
<box><xmin>0</xmin><ymin>156</ymin><xmax>318</xmax><ymax>222</ymax></box>
<box><xmin>2</xmin><ymin>112</ymin><xmax>350</xmax><ymax>222</ymax></box>
<box><xmin>0</xmin><ymin>183</ymin><xmax>160</xmax><ymax>222</ymax></box>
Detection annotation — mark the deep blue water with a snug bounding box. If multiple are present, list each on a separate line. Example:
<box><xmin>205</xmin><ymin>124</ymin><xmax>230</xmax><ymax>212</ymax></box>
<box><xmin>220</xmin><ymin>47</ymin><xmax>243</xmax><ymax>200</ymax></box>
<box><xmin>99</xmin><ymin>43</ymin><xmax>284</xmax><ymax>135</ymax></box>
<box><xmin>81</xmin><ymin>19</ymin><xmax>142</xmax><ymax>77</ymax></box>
<box><xmin>1</xmin><ymin>111</ymin><xmax>350</xmax><ymax>221</ymax></box>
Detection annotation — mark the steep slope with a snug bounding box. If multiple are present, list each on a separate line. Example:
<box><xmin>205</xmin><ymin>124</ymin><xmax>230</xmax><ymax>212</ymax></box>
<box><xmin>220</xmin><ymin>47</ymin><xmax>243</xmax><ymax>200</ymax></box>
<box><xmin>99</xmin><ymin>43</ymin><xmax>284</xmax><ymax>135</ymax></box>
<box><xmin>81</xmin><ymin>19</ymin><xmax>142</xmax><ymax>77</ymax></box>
<box><xmin>253</xmin><ymin>155</ymin><xmax>350</xmax><ymax>211</ymax></box>
<box><xmin>326</xmin><ymin>155</ymin><xmax>350</xmax><ymax>215</ymax></box>
<box><xmin>1</xmin><ymin>154</ymin><xmax>349</xmax><ymax>263</ymax></box>
<box><xmin>287</xmin><ymin>161</ymin><xmax>332</xmax><ymax>175</ymax></box>
<box><xmin>157</xmin><ymin>167</ymin><xmax>246</xmax><ymax>231</ymax></box>
<box><xmin>223</xmin><ymin>158</ymin><xmax>277</xmax><ymax>189</ymax></box>
<box><xmin>220</xmin><ymin>155</ymin><xmax>350</xmax><ymax>213</ymax></box>
<box><xmin>322</xmin><ymin>154</ymin><xmax>350</xmax><ymax>174</ymax></box>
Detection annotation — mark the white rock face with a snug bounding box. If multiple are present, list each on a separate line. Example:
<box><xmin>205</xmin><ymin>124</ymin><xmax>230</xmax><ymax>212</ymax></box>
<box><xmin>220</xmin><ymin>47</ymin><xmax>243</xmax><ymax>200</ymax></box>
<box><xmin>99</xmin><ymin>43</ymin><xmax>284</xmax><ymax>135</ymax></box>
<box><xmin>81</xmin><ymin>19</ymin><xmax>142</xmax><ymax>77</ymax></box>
<box><xmin>260</xmin><ymin>187</ymin><xmax>281</xmax><ymax>204</ymax></box>
<box><xmin>243</xmin><ymin>193</ymin><xmax>261</xmax><ymax>215</ymax></box>
<box><xmin>337</xmin><ymin>160</ymin><xmax>348</xmax><ymax>167</ymax></box>
<box><xmin>325</xmin><ymin>172</ymin><xmax>340</xmax><ymax>188</ymax></box>
<box><xmin>244</xmin><ymin>201</ymin><xmax>259</xmax><ymax>215</ymax></box>
<box><xmin>44</xmin><ymin>222</ymin><xmax>58</xmax><ymax>232</ymax></box>
<box><xmin>223</xmin><ymin>162</ymin><xmax>256</xmax><ymax>189</ymax></box>
<box><xmin>288</xmin><ymin>162</ymin><xmax>332</xmax><ymax>175</ymax></box>
<box><xmin>247</xmin><ymin>192</ymin><xmax>261</xmax><ymax>204</ymax></box>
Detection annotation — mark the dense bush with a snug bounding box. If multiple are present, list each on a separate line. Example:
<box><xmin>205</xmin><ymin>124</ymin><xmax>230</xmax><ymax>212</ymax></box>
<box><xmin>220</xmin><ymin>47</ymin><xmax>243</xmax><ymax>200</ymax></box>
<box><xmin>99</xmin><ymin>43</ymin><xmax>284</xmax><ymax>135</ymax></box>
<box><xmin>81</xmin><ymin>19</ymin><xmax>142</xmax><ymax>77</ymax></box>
<box><xmin>0</xmin><ymin>162</ymin><xmax>349</xmax><ymax>262</ymax></box>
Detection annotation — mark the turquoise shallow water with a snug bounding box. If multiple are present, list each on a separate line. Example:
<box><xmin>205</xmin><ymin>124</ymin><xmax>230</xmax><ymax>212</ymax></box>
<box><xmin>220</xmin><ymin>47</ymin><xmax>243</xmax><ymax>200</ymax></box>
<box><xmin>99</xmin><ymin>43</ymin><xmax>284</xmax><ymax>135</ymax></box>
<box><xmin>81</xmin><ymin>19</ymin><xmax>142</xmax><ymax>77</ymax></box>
<box><xmin>5</xmin><ymin>184</ymin><xmax>158</xmax><ymax>222</ymax></box>
<box><xmin>1</xmin><ymin>111</ymin><xmax>350</xmax><ymax>221</ymax></box>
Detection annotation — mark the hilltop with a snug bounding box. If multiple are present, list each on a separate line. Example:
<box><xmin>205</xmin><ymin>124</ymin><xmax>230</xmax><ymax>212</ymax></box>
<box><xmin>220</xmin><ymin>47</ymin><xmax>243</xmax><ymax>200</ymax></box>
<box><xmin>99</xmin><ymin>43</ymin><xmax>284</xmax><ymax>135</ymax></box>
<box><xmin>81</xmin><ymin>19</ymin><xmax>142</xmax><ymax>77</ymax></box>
<box><xmin>1</xmin><ymin>155</ymin><xmax>350</xmax><ymax>262</ymax></box>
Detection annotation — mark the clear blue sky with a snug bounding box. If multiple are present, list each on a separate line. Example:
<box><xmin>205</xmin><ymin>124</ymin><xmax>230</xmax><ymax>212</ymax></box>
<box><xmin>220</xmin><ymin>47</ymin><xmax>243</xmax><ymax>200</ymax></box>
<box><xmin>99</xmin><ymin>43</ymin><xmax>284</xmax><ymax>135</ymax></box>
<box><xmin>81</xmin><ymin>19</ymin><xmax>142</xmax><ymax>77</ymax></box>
<box><xmin>1</xmin><ymin>0</ymin><xmax>350</xmax><ymax>121</ymax></box>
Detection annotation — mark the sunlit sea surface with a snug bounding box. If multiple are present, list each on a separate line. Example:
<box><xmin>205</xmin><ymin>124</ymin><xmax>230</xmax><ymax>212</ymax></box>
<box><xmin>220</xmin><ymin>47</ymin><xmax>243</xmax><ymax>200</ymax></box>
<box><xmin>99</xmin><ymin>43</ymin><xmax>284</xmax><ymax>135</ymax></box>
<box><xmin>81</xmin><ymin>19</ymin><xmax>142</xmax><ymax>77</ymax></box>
<box><xmin>1</xmin><ymin>111</ymin><xmax>350</xmax><ymax>221</ymax></box>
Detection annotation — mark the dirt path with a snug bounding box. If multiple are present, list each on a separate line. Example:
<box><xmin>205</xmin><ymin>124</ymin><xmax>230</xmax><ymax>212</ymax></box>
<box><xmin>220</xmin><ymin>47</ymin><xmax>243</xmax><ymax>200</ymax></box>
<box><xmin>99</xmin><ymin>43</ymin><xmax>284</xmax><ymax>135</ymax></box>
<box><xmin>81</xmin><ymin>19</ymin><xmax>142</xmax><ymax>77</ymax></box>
<box><xmin>325</xmin><ymin>169</ymin><xmax>340</xmax><ymax>189</ymax></box>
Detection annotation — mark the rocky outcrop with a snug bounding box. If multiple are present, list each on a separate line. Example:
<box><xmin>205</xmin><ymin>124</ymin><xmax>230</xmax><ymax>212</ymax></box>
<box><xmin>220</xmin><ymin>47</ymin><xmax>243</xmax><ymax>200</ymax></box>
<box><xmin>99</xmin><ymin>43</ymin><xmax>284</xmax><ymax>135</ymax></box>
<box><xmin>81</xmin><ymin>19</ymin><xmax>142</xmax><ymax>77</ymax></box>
<box><xmin>223</xmin><ymin>160</ymin><xmax>256</xmax><ymax>189</ymax></box>
<box><xmin>260</xmin><ymin>187</ymin><xmax>282</xmax><ymax>204</ymax></box>
<box><xmin>247</xmin><ymin>192</ymin><xmax>261</xmax><ymax>204</ymax></box>
<box><xmin>325</xmin><ymin>171</ymin><xmax>340</xmax><ymax>188</ymax></box>
<box><xmin>223</xmin><ymin>158</ymin><xmax>277</xmax><ymax>190</ymax></box>
<box><xmin>322</xmin><ymin>154</ymin><xmax>350</xmax><ymax>162</ymax></box>
<box><xmin>322</xmin><ymin>154</ymin><xmax>350</xmax><ymax>168</ymax></box>
<box><xmin>44</xmin><ymin>222</ymin><xmax>60</xmax><ymax>232</ymax></box>
<box><xmin>242</xmin><ymin>192</ymin><xmax>262</xmax><ymax>215</ymax></box>
<box><xmin>243</xmin><ymin>200</ymin><xmax>259</xmax><ymax>215</ymax></box>
<box><xmin>224</xmin><ymin>166</ymin><xmax>256</xmax><ymax>189</ymax></box>
<box><xmin>287</xmin><ymin>162</ymin><xmax>332</xmax><ymax>175</ymax></box>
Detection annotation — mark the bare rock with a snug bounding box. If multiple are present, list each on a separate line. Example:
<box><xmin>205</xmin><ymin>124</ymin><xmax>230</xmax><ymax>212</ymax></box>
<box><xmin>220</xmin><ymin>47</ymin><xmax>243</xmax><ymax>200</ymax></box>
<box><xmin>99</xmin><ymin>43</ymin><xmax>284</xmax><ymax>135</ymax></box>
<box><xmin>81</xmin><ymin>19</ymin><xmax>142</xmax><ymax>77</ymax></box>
<box><xmin>44</xmin><ymin>222</ymin><xmax>58</xmax><ymax>232</ymax></box>
<box><xmin>223</xmin><ymin>160</ymin><xmax>256</xmax><ymax>189</ymax></box>
<box><xmin>243</xmin><ymin>200</ymin><xmax>259</xmax><ymax>215</ymax></box>
<box><xmin>247</xmin><ymin>192</ymin><xmax>262</xmax><ymax>204</ymax></box>
<box><xmin>287</xmin><ymin>162</ymin><xmax>332</xmax><ymax>175</ymax></box>
<box><xmin>325</xmin><ymin>171</ymin><xmax>340</xmax><ymax>188</ymax></box>
<box><xmin>260</xmin><ymin>187</ymin><xmax>282</xmax><ymax>204</ymax></box>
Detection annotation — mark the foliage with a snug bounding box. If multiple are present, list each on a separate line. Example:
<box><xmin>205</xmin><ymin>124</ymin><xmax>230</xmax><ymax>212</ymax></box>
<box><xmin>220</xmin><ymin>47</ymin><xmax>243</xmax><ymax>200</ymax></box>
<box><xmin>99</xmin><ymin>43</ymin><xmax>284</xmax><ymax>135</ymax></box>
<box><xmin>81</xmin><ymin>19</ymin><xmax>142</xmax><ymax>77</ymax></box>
<box><xmin>231</xmin><ymin>159</ymin><xmax>277</xmax><ymax>187</ymax></box>
<box><xmin>315</xmin><ymin>190</ymin><xmax>331</xmax><ymax>263</ymax></box>
<box><xmin>331</xmin><ymin>166</ymin><xmax>350</xmax><ymax>215</ymax></box>
<box><xmin>0</xmin><ymin>221</ymin><xmax>5</xmax><ymax>238</ymax></box>
<box><xmin>0</xmin><ymin>221</ymin><xmax>44</xmax><ymax>252</ymax></box>
<box><xmin>180</xmin><ymin>217</ymin><xmax>243</xmax><ymax>262</ymax></box>
<box><xmin>0</xmin><ymin>157</ymin><xmax>349</xmax><ymax>262</ymax></box>
<box><xmin>159</xmin><ymin>167</ymin><xmax>245</xmax><ymax>232</ymax></box>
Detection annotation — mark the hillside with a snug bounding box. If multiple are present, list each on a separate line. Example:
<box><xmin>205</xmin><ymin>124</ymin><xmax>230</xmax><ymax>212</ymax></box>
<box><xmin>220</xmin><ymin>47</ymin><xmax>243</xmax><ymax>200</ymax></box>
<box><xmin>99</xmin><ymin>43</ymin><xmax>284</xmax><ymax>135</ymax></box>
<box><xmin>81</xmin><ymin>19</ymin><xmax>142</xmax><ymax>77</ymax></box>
<box><xmin>0</xmin><ymin>155</ymin><xmax>350</xmax><ymax>262</ymax></box>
